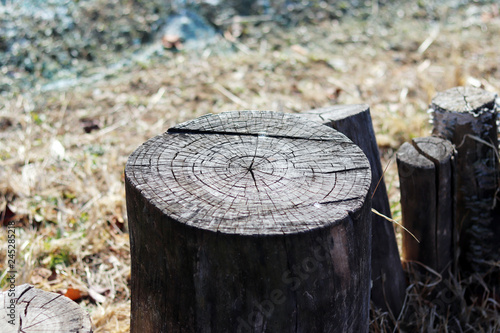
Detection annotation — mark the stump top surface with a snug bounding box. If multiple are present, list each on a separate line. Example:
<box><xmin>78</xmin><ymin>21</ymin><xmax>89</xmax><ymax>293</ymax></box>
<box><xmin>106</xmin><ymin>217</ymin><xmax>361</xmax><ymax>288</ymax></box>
<box><xmin>301</xmin><ymin>104</ymin><xmax>369</xmax><ymax>123</ymax></box>
<box><xmin>412</xmin><ymin>137</ymin><xmax>454</xmax><ymax>162</ymax></box>
<box><xmin>431</xmin><ymin>86</ymin><xmax>497</xmax><ymax>114</ymax></box>
<box><xmin>126</xmin><ymin>111</ymin><xmax>371</xmax><ymax>235</ymax></box>
<box><xmin>0</xmin><ymin>284</ymin><xmax>92</xmax><ymax>333</ymax></box>
<box><xmin>397</xmin><ymin>137</ymin><xmax>454</xmax><ymax>169</ymax></box>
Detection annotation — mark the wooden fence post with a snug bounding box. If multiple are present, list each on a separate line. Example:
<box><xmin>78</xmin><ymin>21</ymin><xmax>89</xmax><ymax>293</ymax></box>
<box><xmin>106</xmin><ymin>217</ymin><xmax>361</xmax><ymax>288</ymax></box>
<box><xmin>302</xmin><ymin>104</ymin><xmax>406</xmax><ymax>316</ymax></box>
<box><xmin>0</xmin><ymin>284</ymin><xmax>93</xmax><ymax>333</ymax></box>
<box><xmin>125</xmin><ymin>111</ymin><xmax>372</xmax><ymax>332</ymax></box>
<box><xmin>396</xmin><ymin>137</ymin><xmax>455</xmax><ymax>275</ymax></box>
<box><xmin>430</xmin><ymin>87</ymin><xmax>499</xmax><ymax>273</ymax></box>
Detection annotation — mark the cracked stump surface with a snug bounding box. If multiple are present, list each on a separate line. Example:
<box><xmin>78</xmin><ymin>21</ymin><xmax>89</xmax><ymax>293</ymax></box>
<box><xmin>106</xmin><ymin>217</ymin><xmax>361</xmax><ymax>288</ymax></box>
<box><xmin>125</xmin><ymin>110</ymin><xmax>372</xmax><ymax>332</ymax></box>
<box><xmin>0</xmin><ymin>284</ymin><xmax>92</xmax><ymax>333</ymax></box>
<box><xmin>126</xmin><ymin>110</ymin><xmax>371</xmax><ymax>234</ymax></box>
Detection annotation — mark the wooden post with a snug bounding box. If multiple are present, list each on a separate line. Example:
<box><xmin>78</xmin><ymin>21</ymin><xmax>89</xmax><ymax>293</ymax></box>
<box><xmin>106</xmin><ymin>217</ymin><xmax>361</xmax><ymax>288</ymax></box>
<box><xmin>125</xmin><ymin>111</ymin><xmax>372</xmax><ymax>332</ymax></box>
<box><xmin>396</xmin><ymin>137</ymin><xmax>455</xmax><ymax>275</ymax></box>
<box><xmin>430</xmin><ymin>87</ymin><xmax>499</xmax><ymax>273</ymax></box>
<box><xmin>0</xmin><ymin>284</ymin><xmax>93</xmax><ymax>333</ymax></box>
<box><xmin>302</xmin><ymin>104</ymin><xmax>406</xmax><ymax>316</ymax></box>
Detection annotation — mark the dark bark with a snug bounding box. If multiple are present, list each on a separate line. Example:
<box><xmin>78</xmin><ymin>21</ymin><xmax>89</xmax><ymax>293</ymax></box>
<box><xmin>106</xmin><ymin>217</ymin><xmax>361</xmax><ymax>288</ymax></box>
<box><xmin>302</xmin><ymin>104</ymin><xmax>406</xmax><ymax>317</ymax></box>
<box><xmin>396</xmin><ymin>137</ymin><xmax>455</xmax><ymax>275</ymax></box>
<box><xmin>431</xmin><ymin>86</ymin><xmax>499</xmax><ymax>273</ymax></box>
<box><xmin>126</xmin><ymin>110</ymin><xmax>372</xmax><ymax>332</ymax></box>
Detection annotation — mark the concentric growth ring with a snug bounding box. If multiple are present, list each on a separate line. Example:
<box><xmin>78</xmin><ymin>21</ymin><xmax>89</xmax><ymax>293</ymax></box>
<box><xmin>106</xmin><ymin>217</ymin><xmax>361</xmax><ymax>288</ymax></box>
<box><xmin>125</xmin><ymin>110</ymin><xmax>371</xmax><ymax>235</ymax></box>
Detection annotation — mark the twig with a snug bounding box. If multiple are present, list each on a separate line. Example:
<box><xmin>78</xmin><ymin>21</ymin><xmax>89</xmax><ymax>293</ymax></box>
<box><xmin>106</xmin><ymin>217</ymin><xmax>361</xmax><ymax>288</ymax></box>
<box><xmin>456</xmin><ymin>134</ymin><xmax>500</xmax><ymax>209</ymax></box>
<box><xmin>92</xmin><ymin>119</ymin><xmax>129</xmax><ymax>139</ymax></box>
<box><xmin>373</xmin><ymin>158</ymin><xmax>391</xmax><ymax>199</ymax></box>
<box><xmin>372</xmin><ymin>208</ymin><xmax>420</xmax><ymax>243</ymax></box>
<box><xmin>404</xmin><ymin>260</ymin><xmax>442</xmax><ymax>287</ymax></box>
<box><xmin>214</xmin><ymin>83</ymin><xmax>250</xmax><ymax>108</ymax></box>
<box><xmin>418</xmin><ymin>25</ymin><xmax>440</xmax><ymax>54</ymax></box>
<box><xmin>148</xmin><ymin>86</ymin><xmax>166</xmax><ymax>109</ymax></box>
<box><xmin>456</xmin><ymin>134</ymin><xmax>500</xmax><ymax>162</ymax></box>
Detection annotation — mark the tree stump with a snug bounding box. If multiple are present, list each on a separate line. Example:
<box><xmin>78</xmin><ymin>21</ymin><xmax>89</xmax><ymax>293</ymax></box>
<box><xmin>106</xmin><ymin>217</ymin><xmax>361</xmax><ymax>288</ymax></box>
<box><xmin>0</xmin><ymin>284</ymin><xmax>93</xmax><ymax>333</ymax></box>
<box><xmin>396</xmin><ymin>137</ymin><xmax>455</xmax><ymax>275</ymax></box>
<box><xmin>430</xmin><ymin>86</ymin><xmax>499</xmax><ymax>273</ymax></box>
<box><xmin>302</xmin><ymin>104</ymin><xmax>406</xmax><ymax>316</ymax></box>
<box><xmin>125</xmin><ymin>110</ymin><xmax>372</xmax><ymax>333</ymax></box>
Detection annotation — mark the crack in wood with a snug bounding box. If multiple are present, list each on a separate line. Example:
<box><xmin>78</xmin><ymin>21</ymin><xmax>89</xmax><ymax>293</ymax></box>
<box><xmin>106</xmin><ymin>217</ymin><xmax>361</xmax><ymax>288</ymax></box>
<box><xmin>248</xmin><ymin>135</ymin><xmax>260</xmax><ymax>193</ymax></box>
<box><xmin>168</xmin><ymin>127</ymin><xmax>337</xmax><ymax>142</ymax></box>
<box><xmin>315</xmin><ymin>196</ymin><xmax>363</xmax><ymax>206</ymax></box>
<box><xmin>316</xmin><ymin>166</ymin><xmax>370</xmax><ymax>174</ymax></box>
<box><xmin>17</xmin><ymin>285</ymin><xmax>33</xmax><ymax>301</ymax></box>
<box><xmin>459</xmin><ymin>88</ymin><xmax>473</xmax><ymax>112</ymax></box>
<box><xmin>247</xmin><ymin>167</ymin><xmax>259</xmax><ymax>193</ymax></box>
<box><xmin>23</xmin><ymin>298</ymin><xmax>32</xmax><ymax>317</ymax></box>
<box><xmin>410</xmin><ymin>139</ymin><xmax>440</xmax><ymax>166</ymax></box>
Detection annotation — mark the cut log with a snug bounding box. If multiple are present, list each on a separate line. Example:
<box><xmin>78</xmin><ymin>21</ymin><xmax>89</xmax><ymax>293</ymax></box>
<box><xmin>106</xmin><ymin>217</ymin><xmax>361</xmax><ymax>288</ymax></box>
<box><xmin>396</xmin><ymin>137</ymin><xmax>455</xmax><ymax>275</ymax></box>
<box><xmin>302</xmin><ymin>104</ymin><xmax>406</xmax><ymax>316</ymax></box>
<box><xmin>125</xmin><ymin>110</ymin><xmax>372</xmax><ymax>332</ymax></box>
<box><xmin>430</xmin><ymin>86</ymin><xmax>499</xmax><ymax>273</ymax></box>
<box><xmin>0</xmin><ymin>284</ymin><xmax>93</xmax><ymax>333</ymax></box>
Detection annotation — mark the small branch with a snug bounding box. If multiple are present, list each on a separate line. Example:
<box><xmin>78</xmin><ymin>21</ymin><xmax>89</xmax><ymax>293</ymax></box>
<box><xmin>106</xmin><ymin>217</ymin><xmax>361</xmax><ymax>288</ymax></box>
<box><xmin>214</xmin><ymin>83</ymin><xmax>250</xmax><ymax>108</ymax></box>
<box><xmin>372</xmin><ymin>208</ymin><xmax>420</xmax><ymax>243</ymax></box>
<box><xmin>456</xmin><ymin>134</ymin><xmax>500</xmax><ymax>162</ymax></box>
<box><xmin>372</xmin><ymin>158</ymin><xmax>391</xmax><ymax>199</ymax></box>
<box><xmin>418</xmin><ymin>25</ymin><xmax>440</xmax><ymax>54</ymax></box>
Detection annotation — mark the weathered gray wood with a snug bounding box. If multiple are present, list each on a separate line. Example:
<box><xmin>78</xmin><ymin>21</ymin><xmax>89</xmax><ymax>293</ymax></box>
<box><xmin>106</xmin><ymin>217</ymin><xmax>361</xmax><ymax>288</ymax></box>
<box><xmin>431</xmin><ymin>87</ymin><xmax>499</xmax><ymax>273</ymax></box>
<box><xmin>0</xmin><ymin>284</ymin><xmax>93</xmax><ymax>333</ymax></box>
<box><xmin>302</xmin><ymin>104</ymin><xmax>406</xmax><ymax>316</ymax></box>
<box><xmin>396</xmin><ymin>137</ymin><xmax>455</xmax><ymax>275</ymax></box>
<box><xmin>126</xmin><ymin>110</ymin><xmax>372</xmax><ymax>332</ymax></box>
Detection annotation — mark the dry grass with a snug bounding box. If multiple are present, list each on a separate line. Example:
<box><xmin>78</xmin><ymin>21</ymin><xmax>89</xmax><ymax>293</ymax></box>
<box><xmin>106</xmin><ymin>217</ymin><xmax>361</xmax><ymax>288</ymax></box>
<box><xmin>1</xmin><ymin>2</ymin><xmax>500</xmax><ymax>331</ymax></box>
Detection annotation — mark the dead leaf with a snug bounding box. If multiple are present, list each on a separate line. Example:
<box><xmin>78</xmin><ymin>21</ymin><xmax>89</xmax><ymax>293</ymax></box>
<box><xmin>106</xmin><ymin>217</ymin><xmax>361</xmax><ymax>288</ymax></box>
<box><xmin>80</xmin><ymin>118</ymin><xmax>100</xmax><ymax>133</ymax></box>
<box><xmin>1</xmin><ymin>204</ymin><xmax>29</xmax><ymax>227</ymax></box>
<box><xmin>64</xmin><ymin>287</ymin><xmax>83</xmax><ymax>301</ymax></box>
<box><xmin>162</xmin><ymin>34</ymin><xmax>184</xmax><ymax>50</ymax></box>
<box><xmin>48</xmin><ymin>269</ymin><xmax>58</xmax><ymax>281</ymax></box>
<box><xmin>1</xmin><ymin>204</ymin><xmax>16</xmax><ymax>226</ymax></box>
<box><xmin>0</xmin><ymin>117</ymin><xmax>12</xmax><ymax>130</ymax></box>
<box><xmin>110</xmin><ymin>215</ymin><xmax>125</xmax><ymax>232</ymax></box>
